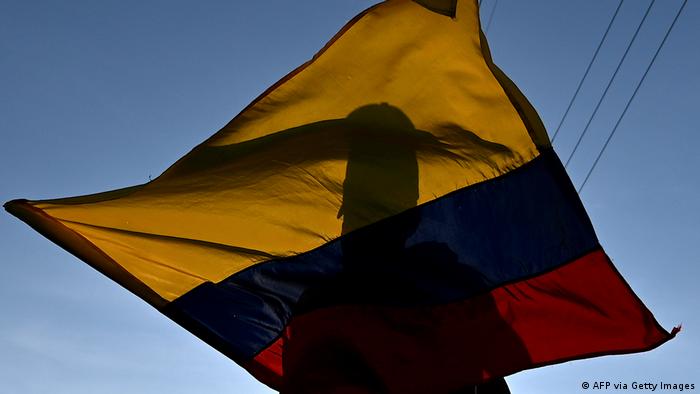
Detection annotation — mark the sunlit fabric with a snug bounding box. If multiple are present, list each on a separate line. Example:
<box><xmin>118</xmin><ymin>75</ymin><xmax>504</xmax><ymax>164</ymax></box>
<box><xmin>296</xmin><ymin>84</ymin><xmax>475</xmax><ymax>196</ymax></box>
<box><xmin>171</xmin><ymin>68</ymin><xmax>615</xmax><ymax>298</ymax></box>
<box><xmin>5</xmin><ymin>1</ymin><xmax>674</xmax><ymax>393</ymax></box>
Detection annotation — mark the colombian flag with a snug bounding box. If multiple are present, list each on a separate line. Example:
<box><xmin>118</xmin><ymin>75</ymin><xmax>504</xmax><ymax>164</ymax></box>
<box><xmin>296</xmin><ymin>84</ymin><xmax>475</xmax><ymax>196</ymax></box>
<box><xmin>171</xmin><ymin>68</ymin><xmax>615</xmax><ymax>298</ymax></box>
<box><xmin>5</xmin><ymin>1</ymin><xmax>675</xmax><ymax>393</ymax></box>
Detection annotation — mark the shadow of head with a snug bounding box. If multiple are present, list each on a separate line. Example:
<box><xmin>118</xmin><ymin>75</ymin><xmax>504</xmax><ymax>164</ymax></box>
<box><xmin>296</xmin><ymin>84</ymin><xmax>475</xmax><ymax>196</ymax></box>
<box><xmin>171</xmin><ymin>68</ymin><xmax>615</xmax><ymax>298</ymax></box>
<box><xmin>339</xmin><ymin>103</ymin><xmax>432</xmax><ymax>239</ymax></box>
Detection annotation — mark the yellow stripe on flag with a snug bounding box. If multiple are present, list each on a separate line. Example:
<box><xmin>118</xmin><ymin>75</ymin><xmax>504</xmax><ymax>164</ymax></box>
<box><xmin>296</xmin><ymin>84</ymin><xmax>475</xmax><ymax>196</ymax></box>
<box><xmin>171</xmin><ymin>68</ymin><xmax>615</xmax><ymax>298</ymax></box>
<box><xmin>10</xmin><ymin>0</ymin><xmax>548</xmax><ymax>302</ymax></box>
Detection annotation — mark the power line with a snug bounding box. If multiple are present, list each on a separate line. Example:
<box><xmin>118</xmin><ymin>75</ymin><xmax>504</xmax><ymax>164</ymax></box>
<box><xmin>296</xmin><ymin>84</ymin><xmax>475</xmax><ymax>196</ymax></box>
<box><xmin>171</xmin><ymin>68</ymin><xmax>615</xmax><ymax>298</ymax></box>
<box><xmin>551</xmin><ymin>0</ymin><xmax>625</xmax><ymax>143</ymax></box>
<box><xmin>563</xmin><ymin>0</ymin><xmax>655</xmax><ymax>169</ymax></box>
<box><xmin>485</xmin><ymin>0</ymin><xmax>499</xmax><ymax>33</ymax></box>
<box><xmin>578</xmin><ymin>0</ymin><xmax>688</xmax><ymax>194</ymax></box>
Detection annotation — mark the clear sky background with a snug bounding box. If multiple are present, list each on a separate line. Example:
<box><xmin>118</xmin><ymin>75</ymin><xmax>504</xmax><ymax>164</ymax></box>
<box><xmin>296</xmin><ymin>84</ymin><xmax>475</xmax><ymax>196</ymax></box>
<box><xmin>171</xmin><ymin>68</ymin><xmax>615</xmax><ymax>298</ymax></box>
<box><xmin>1</xmin><ymin>1</ymin><xmax>697</xmax><ymax>393</ymax></box>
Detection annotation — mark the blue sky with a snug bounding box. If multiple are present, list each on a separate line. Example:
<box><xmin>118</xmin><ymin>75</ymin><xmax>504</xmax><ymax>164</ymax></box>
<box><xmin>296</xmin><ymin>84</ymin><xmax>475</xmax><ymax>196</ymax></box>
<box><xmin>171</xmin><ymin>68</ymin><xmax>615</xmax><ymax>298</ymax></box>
<box><xmin>1</xmin><ymin>1</ymin><xmax>698</xmax><ymax>393</ymax></box>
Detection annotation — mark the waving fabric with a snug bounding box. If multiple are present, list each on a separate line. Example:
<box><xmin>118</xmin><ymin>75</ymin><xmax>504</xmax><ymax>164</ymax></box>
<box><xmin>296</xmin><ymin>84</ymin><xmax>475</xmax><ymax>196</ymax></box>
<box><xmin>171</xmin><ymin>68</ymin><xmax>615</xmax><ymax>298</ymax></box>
<box><xmin>5</xmin><ymin>1</ymin><xmax>674</xmax><ymax>393</ymax></box>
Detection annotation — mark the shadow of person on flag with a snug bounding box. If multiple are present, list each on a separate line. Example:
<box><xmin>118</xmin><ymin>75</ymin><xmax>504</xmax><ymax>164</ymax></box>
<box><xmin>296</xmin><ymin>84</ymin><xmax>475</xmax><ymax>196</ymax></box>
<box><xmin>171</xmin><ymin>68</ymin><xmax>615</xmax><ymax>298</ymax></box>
<box><xmin>285</xmin><ymin>104</ymin><xmax>528</xmax><ymax>394</ymax></box>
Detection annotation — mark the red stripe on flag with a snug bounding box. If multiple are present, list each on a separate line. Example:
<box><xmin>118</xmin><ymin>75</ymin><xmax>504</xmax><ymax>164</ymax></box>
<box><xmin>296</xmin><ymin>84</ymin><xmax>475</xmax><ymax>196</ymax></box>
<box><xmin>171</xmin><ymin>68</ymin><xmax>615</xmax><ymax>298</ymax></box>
<box><xmin>245</xmin><ymin>249</ymin><xmax>672</xmax><ymax>393</ymax></box>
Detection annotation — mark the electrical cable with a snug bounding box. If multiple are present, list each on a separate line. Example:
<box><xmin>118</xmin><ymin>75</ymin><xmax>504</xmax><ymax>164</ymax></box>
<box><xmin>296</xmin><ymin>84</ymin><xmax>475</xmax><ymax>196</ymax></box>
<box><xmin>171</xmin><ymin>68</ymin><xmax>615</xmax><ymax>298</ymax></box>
<box><xmin>551</xmin><ymin>0</ymin><xmax>625</xmax><ymax>143</ymax></box>
<box><xmin>563</xmin><ymin>0</ymin><xmax>655</xmax><ymax>169</ymax></box>
<box><xmin>578</xmin><ymin>0</ymin><xmax>688</xmax><ymax>193</ymax></box>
